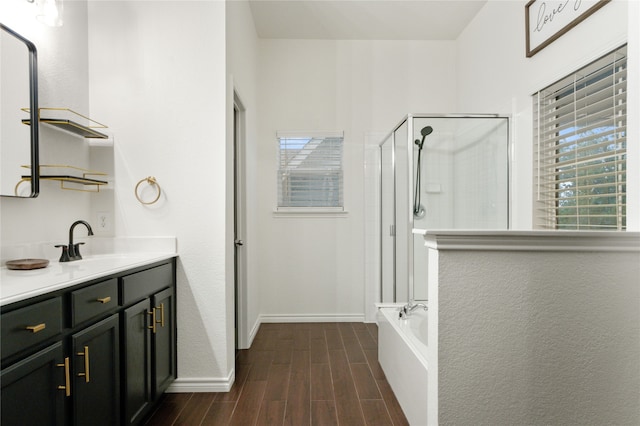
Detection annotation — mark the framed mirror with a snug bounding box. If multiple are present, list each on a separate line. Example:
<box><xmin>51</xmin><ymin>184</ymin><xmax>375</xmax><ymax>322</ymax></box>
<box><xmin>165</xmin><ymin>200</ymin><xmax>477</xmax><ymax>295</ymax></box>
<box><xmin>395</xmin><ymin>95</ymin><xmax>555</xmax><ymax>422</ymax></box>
<box><xmin>1</xmin><ymin>23</ymin><xmax>39</xmax><ymax>197</ymax></box>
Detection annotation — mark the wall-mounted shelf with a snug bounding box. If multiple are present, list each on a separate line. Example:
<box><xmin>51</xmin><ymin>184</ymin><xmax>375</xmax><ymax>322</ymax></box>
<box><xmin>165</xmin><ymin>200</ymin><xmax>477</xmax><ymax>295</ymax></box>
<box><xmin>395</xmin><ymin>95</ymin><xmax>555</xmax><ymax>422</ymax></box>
<box><xmin>21</xmin><ymin>107</ymin><xmax>109</xmax><ymax>139</ymax></box>
<box><xmin>18</xmin><ymin>164</ymin><xmax>108</xmax><ymax>193</ymax></box>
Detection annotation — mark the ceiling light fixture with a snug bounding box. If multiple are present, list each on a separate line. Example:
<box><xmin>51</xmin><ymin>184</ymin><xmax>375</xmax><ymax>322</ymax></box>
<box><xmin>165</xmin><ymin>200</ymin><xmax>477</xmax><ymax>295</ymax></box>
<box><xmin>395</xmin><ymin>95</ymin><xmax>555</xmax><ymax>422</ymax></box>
<box><xmin>35</xmin><ymin>0</ymin><xmax>63</xmax><ymax>27</ymax></box>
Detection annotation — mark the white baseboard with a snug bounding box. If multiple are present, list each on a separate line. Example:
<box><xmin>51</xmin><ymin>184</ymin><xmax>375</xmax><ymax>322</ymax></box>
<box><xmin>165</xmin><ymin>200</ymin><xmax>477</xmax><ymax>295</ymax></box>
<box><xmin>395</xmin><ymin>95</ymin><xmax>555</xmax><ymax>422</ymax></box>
<box><xmin>247</xmin><ymin>317</ymin><xmax>261</xmax><ymax>347</ymax></box>
<box><xmin>260</xmin><ymin>313</ymin><xmax>365</xmax><ymax>323</ymax></box>
<box><xmin>165</xmin><ymin>370</ymin><xmax>235</xmax><ymax>393</ymax></box>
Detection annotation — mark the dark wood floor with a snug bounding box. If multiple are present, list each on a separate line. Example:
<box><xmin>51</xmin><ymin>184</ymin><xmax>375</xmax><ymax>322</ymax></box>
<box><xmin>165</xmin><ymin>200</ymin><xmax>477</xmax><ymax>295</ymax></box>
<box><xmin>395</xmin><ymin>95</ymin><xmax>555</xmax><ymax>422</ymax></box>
<box><xmin>144</xmin><ymin>322</ymin><xmax>409</xmax><ymax>425</ymax></box>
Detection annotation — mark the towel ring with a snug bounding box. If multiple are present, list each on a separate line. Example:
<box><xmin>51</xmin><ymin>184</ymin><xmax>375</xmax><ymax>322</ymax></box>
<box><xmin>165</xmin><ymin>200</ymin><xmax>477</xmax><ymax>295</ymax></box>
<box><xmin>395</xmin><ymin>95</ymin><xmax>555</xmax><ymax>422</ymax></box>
<box><xmin>14</xmin><ymin>178</ymin><xmax>31</xmax><ymax>196</ymax></box>
<box><xmin>135</xmin><ymin>176</ymin><xmax>161</xmax><ymax>205</ymax></box>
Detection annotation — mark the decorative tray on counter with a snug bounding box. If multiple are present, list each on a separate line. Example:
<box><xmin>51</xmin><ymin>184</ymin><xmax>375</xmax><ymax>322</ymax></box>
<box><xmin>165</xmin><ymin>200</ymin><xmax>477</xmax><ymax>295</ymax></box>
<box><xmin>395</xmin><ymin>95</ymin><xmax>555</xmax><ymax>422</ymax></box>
<box><xmin>5</xmin><ymin>259</ymin><xmax>50</xmax><ymax>270</ymax></box>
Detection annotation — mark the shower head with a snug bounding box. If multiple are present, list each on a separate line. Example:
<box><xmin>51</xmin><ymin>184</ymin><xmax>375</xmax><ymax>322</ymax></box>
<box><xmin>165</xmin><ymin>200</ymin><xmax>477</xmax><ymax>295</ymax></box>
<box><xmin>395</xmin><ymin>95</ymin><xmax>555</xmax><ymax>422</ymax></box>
<box><xmin>414</xmin><ymin>126</ymin><xmax>433</xmax><ymax>150</ymax></box>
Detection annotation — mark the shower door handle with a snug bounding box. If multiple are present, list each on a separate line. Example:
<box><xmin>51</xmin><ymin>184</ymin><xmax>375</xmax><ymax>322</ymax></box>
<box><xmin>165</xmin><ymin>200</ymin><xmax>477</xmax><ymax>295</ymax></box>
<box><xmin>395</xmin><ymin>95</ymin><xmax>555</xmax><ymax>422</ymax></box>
<box><xmin>234</xmin><ymin>239</ymin><xmax>244</xmax><ymax>247</ymax></box>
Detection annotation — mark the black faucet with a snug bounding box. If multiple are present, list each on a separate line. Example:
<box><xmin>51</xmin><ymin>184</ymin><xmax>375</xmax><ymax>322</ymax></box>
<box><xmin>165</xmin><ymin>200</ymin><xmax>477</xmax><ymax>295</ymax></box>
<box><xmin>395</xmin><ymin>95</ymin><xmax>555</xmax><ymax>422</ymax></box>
<box><xmin>56</xmin><ymin>220</ymin><xmax>94</xmax><ymax>262</ymax></box>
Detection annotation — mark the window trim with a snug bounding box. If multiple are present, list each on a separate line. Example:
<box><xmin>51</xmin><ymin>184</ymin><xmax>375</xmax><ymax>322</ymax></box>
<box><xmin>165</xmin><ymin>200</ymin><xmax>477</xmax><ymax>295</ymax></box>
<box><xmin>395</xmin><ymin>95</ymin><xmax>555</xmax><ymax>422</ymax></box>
<box><xmin>272</xmin><ymin>207</ymin><xmax>349</xmax><ymax>218</ymax></box>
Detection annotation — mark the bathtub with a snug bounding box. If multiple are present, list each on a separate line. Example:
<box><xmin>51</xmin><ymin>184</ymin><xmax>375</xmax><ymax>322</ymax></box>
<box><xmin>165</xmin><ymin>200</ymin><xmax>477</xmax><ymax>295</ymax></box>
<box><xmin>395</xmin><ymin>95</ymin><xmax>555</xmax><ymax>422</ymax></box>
<box><xmin>377</xmin><ymin>304</ymin><xmax>428</xmax><ymax>425</ymax></box>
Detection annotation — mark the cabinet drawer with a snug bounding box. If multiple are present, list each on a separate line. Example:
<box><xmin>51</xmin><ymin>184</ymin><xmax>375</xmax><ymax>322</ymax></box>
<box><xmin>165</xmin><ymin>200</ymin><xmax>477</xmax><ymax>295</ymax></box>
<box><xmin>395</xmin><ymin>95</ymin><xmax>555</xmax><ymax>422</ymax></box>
<box><xmin>121</xmin><ymin>263</ymin><xmax>173</xmax><ymax>305</ymax></box>
<box><xmin>71</xmin><ymin>278</ymin><xmax>118</xmax><ymax>326</ymax></box>
<box><xmin>1</xmin><ymin>297</ymin><xmax>63</xmax><ymax>360</ymax></box>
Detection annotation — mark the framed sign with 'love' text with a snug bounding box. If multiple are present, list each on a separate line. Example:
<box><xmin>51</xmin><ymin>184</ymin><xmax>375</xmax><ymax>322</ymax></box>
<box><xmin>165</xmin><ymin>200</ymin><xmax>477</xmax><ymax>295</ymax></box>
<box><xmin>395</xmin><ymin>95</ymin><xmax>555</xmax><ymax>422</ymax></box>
<box><xmin>525</xmin><ymin>0</ymin><xmax>610</xmax><ymax>57</ymax></box>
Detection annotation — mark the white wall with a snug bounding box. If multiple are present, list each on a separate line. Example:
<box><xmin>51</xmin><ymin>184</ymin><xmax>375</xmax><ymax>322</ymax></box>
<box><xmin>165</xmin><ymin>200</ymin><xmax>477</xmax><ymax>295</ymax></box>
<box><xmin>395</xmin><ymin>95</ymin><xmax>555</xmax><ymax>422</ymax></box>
<box><xmin>256</xmin><ymin>40</ymin><xmax>457</xmax><ymax>321</ymax></box>
<box><xmin>88</xmin><ymin>1</ymin><xmax>232</xmax><ymax>389</ymax></box>
<box><xmin>456</xmin><ymin>0</ymin><xmax>636</xmax><ymax>230</ymax></box>
<box><xmin>425</xmin><ymin>231</ymin><xmax>640</xmax><ymax>425</ymax></box>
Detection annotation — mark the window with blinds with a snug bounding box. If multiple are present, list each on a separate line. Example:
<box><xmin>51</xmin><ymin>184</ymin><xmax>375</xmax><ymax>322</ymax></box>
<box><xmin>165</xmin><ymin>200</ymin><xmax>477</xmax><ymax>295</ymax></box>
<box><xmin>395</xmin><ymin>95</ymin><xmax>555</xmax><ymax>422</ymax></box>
<box><xmin>277</xmin><ymin>132</ymin><xmax>344</xmax><ymax>209</ymax></box>
<box><xmin>533</xmin><ymin>44</ymin><xmax>627</xmax><ymax>230</ymax></box>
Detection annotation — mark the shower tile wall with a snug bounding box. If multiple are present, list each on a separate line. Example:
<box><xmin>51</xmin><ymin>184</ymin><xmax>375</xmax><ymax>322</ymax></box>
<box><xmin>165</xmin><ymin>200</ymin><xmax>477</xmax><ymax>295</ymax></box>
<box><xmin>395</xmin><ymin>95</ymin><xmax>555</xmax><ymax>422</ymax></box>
<box><xmin>452</xmin><ymin>125</ymin><xmax>508</xmax><ymax>229</ymax></box>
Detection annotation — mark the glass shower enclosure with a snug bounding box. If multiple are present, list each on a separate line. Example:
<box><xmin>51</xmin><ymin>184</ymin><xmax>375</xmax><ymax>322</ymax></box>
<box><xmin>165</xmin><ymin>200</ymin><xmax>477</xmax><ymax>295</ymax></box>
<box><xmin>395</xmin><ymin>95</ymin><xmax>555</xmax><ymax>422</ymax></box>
<box><xmin>380</xmin><ymin>114</ymin><xmax>510</xmax><ymax>303</ymax></box>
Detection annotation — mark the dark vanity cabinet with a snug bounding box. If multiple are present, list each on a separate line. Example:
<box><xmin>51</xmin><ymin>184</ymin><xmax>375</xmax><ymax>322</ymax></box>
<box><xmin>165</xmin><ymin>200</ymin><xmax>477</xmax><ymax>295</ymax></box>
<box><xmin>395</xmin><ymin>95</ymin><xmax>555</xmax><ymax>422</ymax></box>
<box><xmin>72</xmin><ymin>314</ymin><xmax>121</xmax><ymax>426</ymax></box>
<box><xmin>1</xmin><ymin>342</ymin><xmax>66</xmax><ymax>425</ymax></box>
<box><xmin>122</xmin><ymin>263</ymin><xmax>176</xmax><ymax>425</ymax></box>
<box><xmin>152</xmin><ymin>287</ymin><xmax>176</xmax><ymax>399</ymax></box>
<box><xmin>123</xmin><ymin>298</ymin><xmax>152</xmax><ymax>425</ymax></box>
<box><xmin>0</xmin><ymin>258</ymin><xmax>176</xmax><ymax>426</ymax></box>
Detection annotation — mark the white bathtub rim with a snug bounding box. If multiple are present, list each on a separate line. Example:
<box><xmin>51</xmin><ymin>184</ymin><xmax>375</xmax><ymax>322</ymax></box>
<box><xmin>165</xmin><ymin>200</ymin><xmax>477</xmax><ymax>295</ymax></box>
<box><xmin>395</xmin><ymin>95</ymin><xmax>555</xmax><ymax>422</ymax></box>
<box><xmin>377</xmin><ymin>305</ymin><xmax>429</xmax><ymax>370</ymax></box>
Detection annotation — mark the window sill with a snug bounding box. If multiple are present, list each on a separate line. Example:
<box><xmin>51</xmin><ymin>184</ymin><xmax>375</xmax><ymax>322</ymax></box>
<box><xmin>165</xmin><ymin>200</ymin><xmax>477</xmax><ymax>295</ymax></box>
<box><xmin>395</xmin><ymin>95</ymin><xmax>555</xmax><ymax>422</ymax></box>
<box><xmin>272</xmin><ymin>208</ymin><xmax>349</xmax><ymax>218</ymax></box>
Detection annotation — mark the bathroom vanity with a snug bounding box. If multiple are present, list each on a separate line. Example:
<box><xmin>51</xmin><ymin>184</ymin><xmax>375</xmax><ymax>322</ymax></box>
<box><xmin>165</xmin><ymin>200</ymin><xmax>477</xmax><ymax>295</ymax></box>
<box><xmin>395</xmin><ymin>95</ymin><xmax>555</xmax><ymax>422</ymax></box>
<box><xmin>0</xmin><ymin>254</ymin><xmax>177</xmax><ymax>426</ymax></box>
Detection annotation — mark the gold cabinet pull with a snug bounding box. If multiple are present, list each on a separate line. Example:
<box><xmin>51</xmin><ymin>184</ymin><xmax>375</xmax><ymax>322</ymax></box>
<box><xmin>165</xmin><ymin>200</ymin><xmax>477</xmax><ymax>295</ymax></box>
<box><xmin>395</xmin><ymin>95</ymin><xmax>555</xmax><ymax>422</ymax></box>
<box><xmin>96</xmin><ymin>296</ymin><xmax>111</xmax><ymax>304</ymax></box>
<box><xmin>57</xmin><ymin>357</ymin><xmax>71</xmax><ymax>396</ymax></box>
<box><xmin>155</xmin><ymin>303</ymin><xmax>165</xmax><ymax>328</ymax></box>
<box><xmin>26</xmin><ymin>323</ymin><xmax>46</xmax><ymax>333</ymax></box>
<box><xmin>76</xmin><ymin>345</ymin><xmax>90</xmax><ymax>383</ymax></box>
<box><xmin>147</xmin><ymin>309</ymin><xmax>157</xmax><ymax>334</ymax></box>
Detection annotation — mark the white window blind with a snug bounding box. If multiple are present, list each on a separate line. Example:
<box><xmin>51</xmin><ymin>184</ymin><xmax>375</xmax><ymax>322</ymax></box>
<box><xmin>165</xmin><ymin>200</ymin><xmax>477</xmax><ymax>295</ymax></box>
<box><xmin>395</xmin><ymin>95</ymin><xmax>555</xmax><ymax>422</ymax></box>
<box><xmin>533</xmin><ymin>45</ymin><xmax>627</xmax><ymax>230</ymax></box>
<box><xmin>277</xmin><ymin>132</ymin><xmax>344</xmax><ymax>209</ymax></box>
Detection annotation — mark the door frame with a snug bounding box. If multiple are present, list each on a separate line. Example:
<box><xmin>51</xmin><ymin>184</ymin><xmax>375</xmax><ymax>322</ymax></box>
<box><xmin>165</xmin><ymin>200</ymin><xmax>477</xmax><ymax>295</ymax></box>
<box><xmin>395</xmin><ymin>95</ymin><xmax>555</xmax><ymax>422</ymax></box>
<box><xmin>232</xmin><ymin>89</ymin><xmax>249</xmax><ymax>350</ymax></box>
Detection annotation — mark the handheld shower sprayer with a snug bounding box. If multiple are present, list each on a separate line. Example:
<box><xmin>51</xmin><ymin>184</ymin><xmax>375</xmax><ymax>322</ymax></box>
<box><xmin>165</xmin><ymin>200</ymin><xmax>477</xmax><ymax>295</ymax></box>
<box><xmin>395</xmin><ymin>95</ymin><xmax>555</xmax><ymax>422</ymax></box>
<box><xmin>414</xmin><ymin>126</ymin><xmax>433</xmax><ymax>219</ymax></box>
<box><xmin>414</xmin><ymin>125</ymin><xmax>433</xmax><ymax>150</ymax></box>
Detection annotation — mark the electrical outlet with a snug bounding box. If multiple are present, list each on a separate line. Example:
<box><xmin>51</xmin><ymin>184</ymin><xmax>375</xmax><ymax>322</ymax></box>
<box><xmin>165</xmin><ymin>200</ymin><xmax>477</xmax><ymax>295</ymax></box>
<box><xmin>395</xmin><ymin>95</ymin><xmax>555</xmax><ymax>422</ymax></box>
<box><xmin>97</xmin><ymin>211</ymin><xmax>112</xmax><ymax>233</ymax></box>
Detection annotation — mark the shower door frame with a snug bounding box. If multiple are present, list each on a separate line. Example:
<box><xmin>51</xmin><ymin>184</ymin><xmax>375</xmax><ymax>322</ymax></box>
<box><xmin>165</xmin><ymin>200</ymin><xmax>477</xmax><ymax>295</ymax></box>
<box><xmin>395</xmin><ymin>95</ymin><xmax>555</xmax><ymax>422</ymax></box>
<box><xmin>379</xmin><ymin>113</ymin><xmax>511</xmax><ymax>304</ymax></box>
<box><xmin>379</xmin><ymin>126</ymin><xmax>398</xmax><ymax>303</ymax></box>
<box><xmin>380</xmin><ymin>117</ymin><xmax>411</xmax><ymax>303</ymax></box>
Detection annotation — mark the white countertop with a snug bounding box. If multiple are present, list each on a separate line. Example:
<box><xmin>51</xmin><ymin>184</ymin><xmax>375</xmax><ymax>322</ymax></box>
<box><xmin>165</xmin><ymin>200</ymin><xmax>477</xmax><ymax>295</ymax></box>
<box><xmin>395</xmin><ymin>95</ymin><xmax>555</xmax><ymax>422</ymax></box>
<box><xmin>1</xmin><ymin>237</ymin><xmax>177</xmax><ymax>306</ymax></box>
<box><xmin>1</xmin><ymin>253</ymin><xmax>176</xmax><ymax>307</ymax></box>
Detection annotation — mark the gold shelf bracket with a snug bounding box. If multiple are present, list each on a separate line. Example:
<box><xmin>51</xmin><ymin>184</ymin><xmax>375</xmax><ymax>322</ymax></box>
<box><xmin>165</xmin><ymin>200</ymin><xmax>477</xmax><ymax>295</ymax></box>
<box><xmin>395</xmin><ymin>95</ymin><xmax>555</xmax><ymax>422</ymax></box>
<box><xmin>21</xmin><ymin>107</ymin><xmax>109</xmax><ymax>139</ymax></box>
<box><xmin>19</xmin><ymin>164</ymin><xmax>109</xmax><ymax>193</ymax></box>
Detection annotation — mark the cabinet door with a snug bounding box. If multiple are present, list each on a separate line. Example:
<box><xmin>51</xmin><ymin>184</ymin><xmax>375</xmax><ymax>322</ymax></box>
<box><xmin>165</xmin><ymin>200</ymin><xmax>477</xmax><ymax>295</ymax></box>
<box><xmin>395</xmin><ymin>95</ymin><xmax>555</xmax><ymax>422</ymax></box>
<box><xmin>123</xmin><ymin>298</ymin><xmax>152</xmax><ymax>426</ymax></box>
<box><xmin>1</xmin><ymin>342</ymin><xmax>66</xmax><ymax>426</ymax></box>
<box><xmin>72</xmin><ymin>314</ymin><xmax>120</xmax><ymax>426</ymax></box>
<box><xmin>151</xmin><ymin>287</ymin><xmax>176</xmax><ymax>399</ymax></box>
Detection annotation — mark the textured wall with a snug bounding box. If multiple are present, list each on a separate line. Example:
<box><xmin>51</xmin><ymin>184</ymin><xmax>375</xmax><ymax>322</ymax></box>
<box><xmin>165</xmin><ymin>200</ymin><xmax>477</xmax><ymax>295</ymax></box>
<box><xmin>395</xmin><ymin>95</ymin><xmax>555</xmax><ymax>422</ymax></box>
<box><xmin>426</xmin><ymin>232</ymin><xmax>640</xmax><ymax>425</ymax></box>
